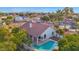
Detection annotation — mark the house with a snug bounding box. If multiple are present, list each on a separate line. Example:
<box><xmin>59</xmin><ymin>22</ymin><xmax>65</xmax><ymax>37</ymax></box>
<box><xmin>1</xmin><ymin>16</ymin><xmax>7</xmax><ymax>19</ymax></box>
<box><xmin>59</xmin><ymin>18</ymin><xmax>79</xmax><ymax>33</ymax></box>
<box><xmin>59</xmin><ymin>18</ymin><xmax>76</xmax><ymax>29</ymax></box>
<box><xmin>14</xmin><ymin>15</ymin><xmax>28</xmax><ymax>22</ymax></box>
<box><xmin>21</xmin><ymin>21</ymin><xmax>58</xmax><ymax>44</ymax></box>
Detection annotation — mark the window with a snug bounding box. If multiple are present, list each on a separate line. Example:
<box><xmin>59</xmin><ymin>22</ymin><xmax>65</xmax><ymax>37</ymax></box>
<box><xmin>52</xmin><ymin>32</ymin><xmax>54</xmax><ymax>35</ymax></box>
<box><xmin>44</xmin><ymin>34</ymin><xmax>46</xmax><ymax>39</ymax></box>
<box><xmin>38</xmin><ymin>36</ymin><xmax>43</xmax><ymax>39</ymax></box>
<box><xmin>38</xmin><ymin>36</ymin><xmax>41</xmax><ymax>39</ymax></box>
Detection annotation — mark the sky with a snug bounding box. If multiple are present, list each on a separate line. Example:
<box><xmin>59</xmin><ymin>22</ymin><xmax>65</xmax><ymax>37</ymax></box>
<box><xmin>0</xmin><ymin>7</ymin><xmax>79</xmax><ymax>13</ymax></box>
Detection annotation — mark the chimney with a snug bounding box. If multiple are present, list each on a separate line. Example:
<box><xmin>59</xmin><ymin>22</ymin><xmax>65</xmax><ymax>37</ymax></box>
<box><xmin>29</xmin><ymin>22</ymin><xmax>32</xmax><ymax>28</ymax></box>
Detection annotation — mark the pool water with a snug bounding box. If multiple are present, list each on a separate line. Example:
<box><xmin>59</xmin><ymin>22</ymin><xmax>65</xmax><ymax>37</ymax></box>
<box><xmin>32</xmin><ymin>40</ymin><xmax>58</xmax><ymax>51</ymax></box>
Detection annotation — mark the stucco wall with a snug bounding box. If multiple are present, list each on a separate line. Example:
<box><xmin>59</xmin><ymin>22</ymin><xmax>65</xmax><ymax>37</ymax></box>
<box><xmin>15</xmin><ymin>16</ymin><xmax>23</xmax><ymax>21</ymax></box>
<box><xmin>40</xmin><ymin>27</ymin><xmax>56</xmax><ymax>40</ymax></box>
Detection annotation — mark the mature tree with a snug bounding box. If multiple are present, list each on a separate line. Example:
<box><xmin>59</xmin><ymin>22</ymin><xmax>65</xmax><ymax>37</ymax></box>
<box><xmin>56</xmin><ymin>29</ymin><xmax>64</xmax><ymax>35</ymax></box>
<box><xmin>48</xmin><ymin>10</ymin><xmax>64</xmax><ymax>22</ymax></box>
<box><xmin>41</xmin><ymin>16</ymin><xmax>50</xmax><ymax>21</ymax></box>
<box><xmin>6</xmin><ymin>16</ymin><xmax>13</xmax><ymax>25</ymax></box>
<box><xmin>0</xmin><ymin>28</ymin><xmax>8</xmax><ymax>40</ymax></box>
<box><xmin>0</xmin><ymin>27</ymin><xmax>32</xmax><ymax>51</ymax></box>
<box><xmin>11</xmin><ymin>27</ymin><xmax>27</xmax><ymax>45</ymax></box>
<box><xmin>56</xmin><ymin>10</ymin><xmax>64</xmax><ymax>21</ymax></box>
<box><xmin>58</xmin><ymin>34</ymin><xmax>79</xmax><ymax>51</ymax></box>
<box><xmin>62</xmin><ymin>7</ymin><xmax>74</xmax><ymax>18</ymax></box>
<box><xmin>1</xmin><ymin>16</ymin><xmax>13</xmax><ymax>25</ymax></box>
<box><xmin>0</xmin><ymin>41</ymin><xmax>16</xmax><ymax>51</ymax></box>
<box><xmin>0</xmin><ymin>27</ymin><xmax>16</xmax><ymax>51</ymax></box>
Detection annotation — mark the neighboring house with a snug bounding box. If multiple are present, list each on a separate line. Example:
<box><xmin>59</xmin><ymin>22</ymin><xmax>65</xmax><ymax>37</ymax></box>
<box><xmin>59</xmin><ymin>19</ymin><xmax>75</xmax><ymax>29</ymax></box>
<box><xmin>21</xmin><ymin>21</ymin><xmax>58</xmax><ymax>44</ymax></box>
<box><xmin>69</xmin><ymin>25</ymin><xmax>79</xmax><ymax>32</ymax></box>
<box><xmin>1</xmin><ymin>16</ymin><xmax>7</xmax><ymax>19</ymax></box>
<box><xmin>59</xmin><ymin>18</ymin><xmax>79</xmax><ymax>32</ymax></box>
<box><xmin>14</xmin><ymin>16</ymin><xmax>28</xmax><ymax>22</ymax></box>
<box><xmin>32</xmin><ymin>17</ymin><xmax>42</xmax><ymax>23</ymax></box>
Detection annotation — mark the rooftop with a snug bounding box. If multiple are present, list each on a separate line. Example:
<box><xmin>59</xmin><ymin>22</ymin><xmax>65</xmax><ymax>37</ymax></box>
<box><xmin>21</xmin><ymin>22</ymin><xmax>51</xmax><ymax>37</ymax></box>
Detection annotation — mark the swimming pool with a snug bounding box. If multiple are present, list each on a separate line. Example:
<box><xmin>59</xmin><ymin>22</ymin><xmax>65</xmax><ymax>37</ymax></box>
<box><xmin>32</xmin><ymin>40</ymin><xmax>58</xmax><ymax>51</ymax></box>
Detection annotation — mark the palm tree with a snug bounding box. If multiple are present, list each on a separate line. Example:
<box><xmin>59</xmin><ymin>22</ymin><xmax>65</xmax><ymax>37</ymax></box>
<box><xmin>62</xmin><ymin>7</ymin><xmax>74</xmax><ymax>18</ymax></box>
<box><xmin>56</xmin><ymin>10</ymin><xmax>64</xmax><ymax>22</ymax></box>
<box><xmin>62</xmin><ymin>7</ymin><xmax>74</xmax><ymax>30</ymax></box>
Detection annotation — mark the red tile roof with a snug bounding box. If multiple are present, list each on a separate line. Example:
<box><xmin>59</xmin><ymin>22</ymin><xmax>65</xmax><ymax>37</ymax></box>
<box><xmin>21</xmin><ymin>22</ymin><xmax>50</xmax><ymax>37</ymax></box>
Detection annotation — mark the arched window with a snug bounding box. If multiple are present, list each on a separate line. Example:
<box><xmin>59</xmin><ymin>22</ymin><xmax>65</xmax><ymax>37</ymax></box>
<box><xmin>52</xmin><ymin>32</ymin><xmax>54</xmax><ymax>35</ymax></box>
<box><xmin>44</xmin><ymin>34</ymin><xmax>46</xmax><ymax>39</ymax></box>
